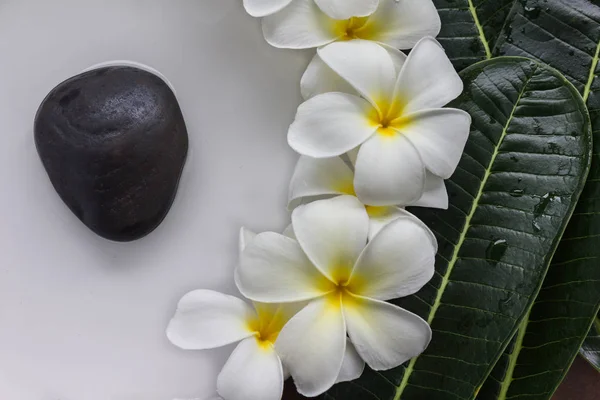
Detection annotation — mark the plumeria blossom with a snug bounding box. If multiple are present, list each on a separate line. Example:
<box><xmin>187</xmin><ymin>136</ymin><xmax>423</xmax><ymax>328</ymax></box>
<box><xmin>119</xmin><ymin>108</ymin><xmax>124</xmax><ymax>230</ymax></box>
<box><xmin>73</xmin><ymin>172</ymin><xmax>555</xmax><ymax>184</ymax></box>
<box><xmin>288</xmin><ymin>155</ymin><xmax>448</xmax><ymax>238</ymax></box>
<box><xmin>262</xmin><ymin>0</ymin><xmax>440</xmax><ymax>50</ymax></box>
<box><xmin>167</xmin><ymin>229</ymin><xmax>363</xmax><ymax>400</ymax></box>
<box><xmin>288</xmin><ymin>38</ymin><xmax>471</xmax><ymax>206</ymax></box>
<box><xmin>263</xmin><ymin>0</ymin><xmax>441</xmax><ymax>100</ymax></box>
<box><xmin>167</xmin><ymin>290</ymin><xmax>293</xmax><ymax>400</ymax></box>
<box><xmin>236</xmin><ymin>196</ymin><xmax>435</xmax><ymax>396</ymax></box>
<box><xmin>244</xmin><ymin>0</ymin><xmax>378</xmax><ymax>19</ymax></box>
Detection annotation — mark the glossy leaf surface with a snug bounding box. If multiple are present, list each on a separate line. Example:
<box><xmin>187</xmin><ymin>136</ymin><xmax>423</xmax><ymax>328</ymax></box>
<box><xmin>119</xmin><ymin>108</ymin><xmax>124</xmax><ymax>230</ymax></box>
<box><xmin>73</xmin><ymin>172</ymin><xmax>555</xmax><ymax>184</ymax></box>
<box><xmin>321</xmin><ymin>57</ymin><xmax>592</xmax><ymax>400</ymax></box>
<box><xmin>433</xmin><ymin>0</ymin><xmax>515</xmax><ymax>70</ymax></box>
<box><xmin>475</xmin><ymin>1</ymin><xmax>600</xmax><ymax>398</ymax></box>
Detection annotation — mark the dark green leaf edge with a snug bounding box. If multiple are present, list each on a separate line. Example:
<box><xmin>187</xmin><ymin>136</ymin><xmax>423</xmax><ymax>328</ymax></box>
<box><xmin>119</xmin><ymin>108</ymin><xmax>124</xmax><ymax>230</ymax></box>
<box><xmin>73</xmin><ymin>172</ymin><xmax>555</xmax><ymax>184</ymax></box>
<box><xmin>475</xmin><ymin>1</ymin><xmax>600</xmax><ymax>397</ymax></box>
<box><xmin>399</xmin><ymin>57</ymin><xmax>592</xmax><ymax>400</ymax></box>
<box><xmin>580</xmin><ymin>314</ymin><xmax>600</xmax><ymax>372</ymax></box>
<box><xmin>320</xmin><ymin>53</ymin><xmax>593</xmax><ymax>400</ymax></box>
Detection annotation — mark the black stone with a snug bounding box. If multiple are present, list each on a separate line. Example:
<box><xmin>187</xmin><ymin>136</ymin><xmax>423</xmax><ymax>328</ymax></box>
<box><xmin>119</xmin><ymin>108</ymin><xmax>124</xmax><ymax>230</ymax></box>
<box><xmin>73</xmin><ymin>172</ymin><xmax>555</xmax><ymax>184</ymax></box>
<box><xmin>34</xmin><ymin>66</ymin><xmax>188</xmax><ymax>242</ymax></box>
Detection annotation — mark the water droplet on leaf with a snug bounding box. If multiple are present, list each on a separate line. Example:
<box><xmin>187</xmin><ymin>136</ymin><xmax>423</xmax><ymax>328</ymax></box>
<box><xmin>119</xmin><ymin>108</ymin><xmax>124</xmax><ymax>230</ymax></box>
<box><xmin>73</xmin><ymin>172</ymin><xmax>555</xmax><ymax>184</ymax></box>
<box><xmin>534</xmin><ymin>193</ymin><xmax>553</xmax><ymax>217</ymax></box>
<box><xmin>486</xmin><ymin>239</ymin><xmax>508</xmax><ymax>266</ymax></box>
<box><xmin>523</xmin><ymin>6</ymin><xmax>541</xmax><ymax>19</ymax></box>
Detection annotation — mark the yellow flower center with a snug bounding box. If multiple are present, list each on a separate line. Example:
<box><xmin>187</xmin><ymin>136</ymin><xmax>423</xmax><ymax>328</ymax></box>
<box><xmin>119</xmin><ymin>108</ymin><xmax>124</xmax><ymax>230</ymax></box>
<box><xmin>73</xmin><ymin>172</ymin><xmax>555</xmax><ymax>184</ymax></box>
<box><xmin>368</xmin><ymin>96</ymin><xmax>413</xmax><ymax>138</ymax></box>
<box><xmin>335</xmin><ymin>180</ymin><xmax>357</xmax><ymax>196</ymax></box>
<box><xmin>247</xmin><ymin>304</ymin><xmax>291</xmax><ymax>349</ymax></box>
<box><xmin>332</xmin><ymin>17</ymin><xmax>379</xmax><ymax>42</ymax></box>
<box><xmin>365</xmin><ymin>205</ymin><xmax>393</xmax><ymax>218</ymax></box>
<box><xmin>323</xmin><ymin>261</ymin><xmax>368</xmax><ymax>304</ymax></box>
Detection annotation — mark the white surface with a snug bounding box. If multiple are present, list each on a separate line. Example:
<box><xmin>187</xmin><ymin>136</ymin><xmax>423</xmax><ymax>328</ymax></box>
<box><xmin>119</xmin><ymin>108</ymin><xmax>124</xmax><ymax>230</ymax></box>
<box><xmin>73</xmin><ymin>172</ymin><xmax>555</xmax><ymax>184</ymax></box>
<box><xmin>0</xmin><ymin>1</ymin><xmax>310</xmax><ymax>399</ymax></box>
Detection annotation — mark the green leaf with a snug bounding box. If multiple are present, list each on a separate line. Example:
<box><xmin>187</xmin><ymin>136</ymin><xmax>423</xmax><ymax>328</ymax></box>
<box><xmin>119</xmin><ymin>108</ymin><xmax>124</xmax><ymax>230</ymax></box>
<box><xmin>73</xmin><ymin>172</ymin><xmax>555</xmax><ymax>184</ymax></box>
<box><xmin>322</xmin><ymin>57</ymin><xmax>592</xmax><ymax>400</ymax></box>
<box><xmin>433</xmin><ymin>0</ymin><xmax>516</xmax><ymax>70</ymax></box>
<box><xmin>580</xmin><ymin>314</ymin><xmax>600</xmax><ymax>372</ymax></box>
<box><xmin>473</xmin><ymin>1</ymin><xmax>600</xmax><ymax>398</ymax></box>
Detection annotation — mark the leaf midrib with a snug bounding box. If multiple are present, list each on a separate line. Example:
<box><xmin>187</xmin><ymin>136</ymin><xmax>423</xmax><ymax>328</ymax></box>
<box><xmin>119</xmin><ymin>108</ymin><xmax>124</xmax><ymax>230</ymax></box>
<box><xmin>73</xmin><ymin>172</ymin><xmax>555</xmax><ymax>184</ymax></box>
<box><xmin>393</xmin><ymin>63</ymin><xmax>538</xmax><ymax>400</ymax></box>
<box><xmin>468</xmin><ymin>0</ymin><xmax>492</xmax><ymax>59</ymax></box>
<box><xmin>583</xmin><ymin>39</ymin><xmax>600</xmax><ymax>102</ymax></box>
<box><xmin>497</xmin><ymin>310</ymin><xmax>531</xmax><ymax>400</ymax></box>
<box><xmin>482</xmin><ymin>26</ymin><xmax>600</xmax><ymax>400</ymax></box>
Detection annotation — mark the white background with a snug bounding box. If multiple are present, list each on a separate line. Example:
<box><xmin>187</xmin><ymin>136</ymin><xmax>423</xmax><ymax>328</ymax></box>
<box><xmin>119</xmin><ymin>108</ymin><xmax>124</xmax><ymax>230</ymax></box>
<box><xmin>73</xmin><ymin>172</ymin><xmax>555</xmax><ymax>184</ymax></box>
<box><xmin>0</xmin><ymin>1</ymin><xmax>310</xmax><ymax>399</ymax></box>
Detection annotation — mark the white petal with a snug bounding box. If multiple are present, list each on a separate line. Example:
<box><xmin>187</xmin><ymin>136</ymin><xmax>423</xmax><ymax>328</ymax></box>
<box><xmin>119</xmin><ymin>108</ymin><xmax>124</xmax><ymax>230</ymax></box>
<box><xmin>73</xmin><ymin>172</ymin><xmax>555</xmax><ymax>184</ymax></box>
<box><xmin>289</xmin><ymin>156</ymin><xmax>355</xmax><ymax>208</ymax></box>
<box><xmin>354</xmin><ymin>133</ymin><xmax>425</xmax><ymax>206</ymax></box>
<box><xmin>356</xmin><ymin>0</ymin><xmax>441</xmax><ymax>49</ymax></box>
<box><xmin>243</xmin><ymin>0</ymin><xmax>292</xmax><ymax>17</ymax></box>
<box><xmin>348</xmin><ymin>217</ymin><xmax>436</xmax><ymax>300</ymax></box>
<box><xmin>292</xmin><ymin>196</ymin><xmax>369</xmax><ymax>283</ymax></box>
<box><xmin>391</xmin><ymin>208</ymin><xmax>438</xmax><ymax>253</ymax></box>
<box><xmin>378</xmin><ymin>43</ymin><xmax>408</xmax><ymax>75</ymax></box>
<box><xmin>335</xmin><ymin>339</ymin><xmax>365</xmax><ymax>383</ymax></box>
<box><xmin>302</xmin><ymin>45</ymin><xmax>406</xmax><ymax>100</ymax></box>
<box><xmin>411</xmin><ymin>171</ymin><xmax>448</xmax><ymax>209</ymax></box>
<box><xmin>239</xmin><ymin>227</ymin><xmax>258</xmax><ymax>254</ymax></box>
<box><xmin>252</xmin><ymin>302</ymin><xmax>304</xmax><ymax>336</ymax></box>
<box><xmin>275</xmin><ymin>296</ymin><xmax>347</xmax><ymax>397</ymax></box>
<box><xmin>301</xmin><ymin>54</ymin><xmax>358</xmax><ymax>100</ymax></box>
<box><xmin>343</xmin><ymin>294</ymin><xmax>431</xmax><ymax>370</ymax></box>
<box><xmin>318</xmin><ymin>40</ymin><xmax>397</xmax><ymax>109</ymax></box>
<box><xmin>217</xmin><ymin>338</ymin><xmax>284</xmax><ymax>400</ymax></box>
<box><xmin>283</xmin><ymin>364</ymin><xmax>291</xmax><ymax>380</ymax></box>
<box><xmin>402</xmin><ymin>108</ymin><xmax>471</xmax><ymax>179</ymax></box>
<box><xmin>262</xmin><ymin>0</ymin><xmax>339</xmax><ymax>49</ymax></box>
<box><xmin>237</xmin><ymin>232</ymin><xmax>334</xmax><ymax>303</ymax></box>
<box><xmin>315</xmin><ymin>0</ymin><xmax>379</xmax><ymax>19</ymax></box>
<box><xmin>393</xmin><ymin>37</ymin><xmax>463</xmax><ymax>114</ymax></box>
<box><xmin>166</xmin><ymin>290</ymin><xmax>256</xmax><ymax>350</ymax></box>
<box><xmin>288</xmin><ymin>92</ymin><xmax>377</xmax><ymax>158</ymax></box>
<box><xmin>366</xmin><ymin>206</ymin><xmax>407</xmax><ymax>240</ymax></box>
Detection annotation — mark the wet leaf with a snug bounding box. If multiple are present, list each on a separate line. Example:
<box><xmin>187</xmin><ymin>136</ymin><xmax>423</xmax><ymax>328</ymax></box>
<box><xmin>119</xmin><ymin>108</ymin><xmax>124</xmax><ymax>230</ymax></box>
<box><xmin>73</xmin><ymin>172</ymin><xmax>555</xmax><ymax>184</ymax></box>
<box><xmin>322</xmin><ymin>57</ymin><xmax>592</xmax><ymax>400</ymax></box>
<box><xmin>433</xmin><ymin>0</ymin><xmax>517</xmax><ymax>70</ymax></box>
<box><xmin>475</xmin><ymin>1</ymin><xmax>600</xmax><ymax>399</ymax></box>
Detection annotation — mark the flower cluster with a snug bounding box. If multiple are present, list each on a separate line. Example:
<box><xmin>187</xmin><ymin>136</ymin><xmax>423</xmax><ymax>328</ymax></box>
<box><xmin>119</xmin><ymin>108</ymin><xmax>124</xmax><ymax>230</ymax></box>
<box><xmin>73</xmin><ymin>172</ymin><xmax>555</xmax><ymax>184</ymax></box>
<box><xmin>167</xmin><ymin>1</ymin><xmax>471</xmax><ymax>399</ymax></box>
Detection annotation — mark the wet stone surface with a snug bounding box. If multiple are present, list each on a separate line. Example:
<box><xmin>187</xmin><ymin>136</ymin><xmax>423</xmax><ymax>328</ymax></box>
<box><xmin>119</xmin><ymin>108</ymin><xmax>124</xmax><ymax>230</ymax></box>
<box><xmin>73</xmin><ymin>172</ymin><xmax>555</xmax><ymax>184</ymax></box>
<box><xmin>34</xmin><ymin>66</ymin><xmax>188</xmax><ymax>242</ymax></box>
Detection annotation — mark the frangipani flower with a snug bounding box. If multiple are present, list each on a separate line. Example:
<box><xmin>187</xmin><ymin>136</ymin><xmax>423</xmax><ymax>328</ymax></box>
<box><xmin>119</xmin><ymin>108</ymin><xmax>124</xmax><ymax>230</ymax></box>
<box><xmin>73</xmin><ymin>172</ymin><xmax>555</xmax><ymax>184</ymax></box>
<box><xmin>167</xmin><ymin>290</ymin><xmax>292</xmax><ymax>400</ymax></box>
<box><xmin>288</xmin><ymin>155</ymin><xmax>446</xmax><ymax>240</ymax></box>
<box><xmin>244</xmin><ymin>0</ymin><xmax>378</xmax><ymax>19</ymax></box>
<box><xmin>300</xmin><ymin>42</ymin><xmax>406</xmax><ymax>101</ymax></box>
<box><xmin>288</xmin><ymin>156</ymin><xmax>448</xmax><ymax>211</ymax></box>
<box><xmin>288</xmin><ymin>38</ymin><xmax>471</xmax><ymax>206</ymax></box>
<box><xmin>262</xmin><ymin>0</ymin><xmax>440</xmax><ymax>50</ymax></box>
<box><xmin>167</xmin><ymin>230</ymin><xmax>363</xmax><ymax>400</ymax></box>
<box><xmin>262</xmin><ymin>0</ymin><xmax>440</xmax><ymax>100</ymax></box>
<box><xmin>236</xmin><ymin>196</ymin><xmax>435</xmax><ymax>396</ymax></box>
